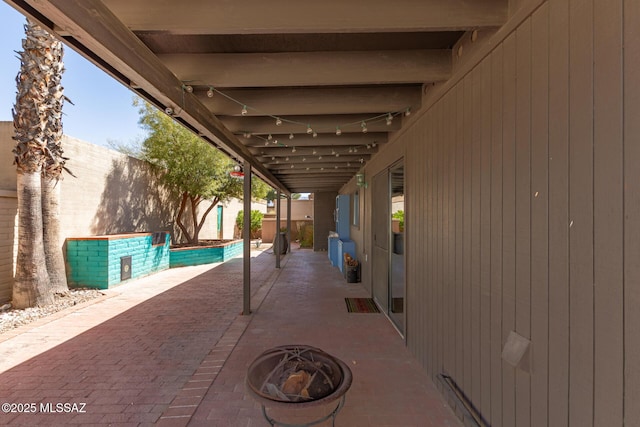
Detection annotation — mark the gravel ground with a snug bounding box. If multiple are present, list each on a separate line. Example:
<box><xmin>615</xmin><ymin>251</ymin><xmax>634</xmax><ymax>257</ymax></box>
<box><xmin>0</xmin><ymin>288</ymin><xmax>105</xmax><ymax>335</ymax></box>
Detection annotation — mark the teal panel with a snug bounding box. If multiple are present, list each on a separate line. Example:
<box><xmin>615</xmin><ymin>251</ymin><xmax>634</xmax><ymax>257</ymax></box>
<box><xmin>66</xmin><ymin>233</ymin><xmax>170</xmax><ymax>289</ymax></box>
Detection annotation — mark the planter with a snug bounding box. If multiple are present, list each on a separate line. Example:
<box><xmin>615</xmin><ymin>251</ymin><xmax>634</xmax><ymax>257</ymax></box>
<box><xmin>66</xmin><ymin>232</ymin><xmax>170</xmax><ymax>289</ymax></box>
<box><xmin>169</xmin><ymin>239</ymin><xmax>243</xmax><ymax>267</ymax></box>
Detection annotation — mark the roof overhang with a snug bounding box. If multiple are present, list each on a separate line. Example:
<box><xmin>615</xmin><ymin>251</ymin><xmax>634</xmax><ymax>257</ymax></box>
<box><xmin>4</xmin><ymin>0</ymin><xmax>508</xmax><ymax>193</ymax></box>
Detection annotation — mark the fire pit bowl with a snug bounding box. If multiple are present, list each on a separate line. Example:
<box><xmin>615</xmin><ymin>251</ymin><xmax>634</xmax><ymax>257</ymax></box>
<box><xmin>246</xmin><ymin>345</ymin><xmax>352</xmax><ymax>426</ymax></box>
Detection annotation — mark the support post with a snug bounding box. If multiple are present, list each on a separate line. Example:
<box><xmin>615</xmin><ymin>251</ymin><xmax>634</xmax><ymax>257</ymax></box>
<box><xmin>242</xmin><ymin>161</ymin><xmax>252</xmax><ymax>315</ymax></box>
<box><xmin>286</xmin><ymin>195</ymin><xmax>292</xmax><ymax>253</ymax></box>
<box><xmin>276</xmin><ymin>190</ymin><xmax>281</xmax><ymax>268</ymax></box>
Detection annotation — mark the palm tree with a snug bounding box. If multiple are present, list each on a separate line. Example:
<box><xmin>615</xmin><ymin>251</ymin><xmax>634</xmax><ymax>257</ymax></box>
<box><xmin>12</xmin><ymin>20</ymin><xmax>67</xmax><ymax>307</ymax></box>
<box><xmin>39</xmin><ymin>24</ymin><xmax>69</xmax><ymax>295</ymax></box>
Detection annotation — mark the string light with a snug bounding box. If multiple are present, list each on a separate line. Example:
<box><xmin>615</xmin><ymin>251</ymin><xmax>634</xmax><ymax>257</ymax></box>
<box><xmin>181</xmin><ymin>82</ymin><xmax>411</xmax><ymax>137</ymax></box>
<box><xmin>292</xmin><ymin>147</ymin><xmax>297</xmax><ymax>153</ymax></box>
<box><xmin>312</xmin><ymin>131</ymin><xmax>318</xmax><ymax>138</ymax></box>
<box><xmin>267</xmin><ymin>134</ymin><xmax>273</xmax><ymax>141</ymax></box>
<box><xmin>312</xmin><ymin>149</ymin><xmax>317</xmax><ymax>155</ymax></box>
<box><xmin>289</xmin><ymin>133</ymin><xmax>294</xmax><ymax>140</ymax></box>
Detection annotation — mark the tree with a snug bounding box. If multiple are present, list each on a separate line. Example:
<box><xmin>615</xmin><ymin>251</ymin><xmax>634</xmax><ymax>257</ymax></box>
<box><xmin>12</xmin><ymin>20</ymin><xmax>68</xmax><ymax>307</ymax></box>
<box><xmin>40</xmin><ymin>25</ymin><xmax>70</xmax><ymax>295</ymax></box>
<box><xmin>136</xmin><ymin>101</ymin><xmax>270</xmax><ymax>244</ymax></box>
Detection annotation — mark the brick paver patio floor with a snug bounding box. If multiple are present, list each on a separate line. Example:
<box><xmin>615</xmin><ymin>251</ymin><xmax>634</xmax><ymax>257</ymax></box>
<box><xmin>0</xmin><ymin>244</ymin><xmax>461</xmax><ymax>427</ymax></box>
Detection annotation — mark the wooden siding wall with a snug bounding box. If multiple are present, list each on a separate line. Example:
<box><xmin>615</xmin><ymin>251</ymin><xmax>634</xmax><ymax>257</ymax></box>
<box><xmin>390</xmin><ymin>0</ymin><xmax>640</xmax><ymax>426</ymax></box>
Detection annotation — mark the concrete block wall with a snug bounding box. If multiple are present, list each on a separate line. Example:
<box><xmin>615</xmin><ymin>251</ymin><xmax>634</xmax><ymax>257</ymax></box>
<box><xmin>0</xmin><ymin>121</ymin><xmax>263</xmax><ymax>303</ymax></box>
<box><xmin>221</xmin><ymin>241</ymin><xmax>243</xmax><ymax>260</ymax></box>
<box><xmin>66</xmin><ymin>233</ymin><xmax>169</xmax><ymax>289</ymax></box>
<box><xmin>169</xmin><ymin>240</ymin><xmax>242</xmax><ymax>268</ymax></box>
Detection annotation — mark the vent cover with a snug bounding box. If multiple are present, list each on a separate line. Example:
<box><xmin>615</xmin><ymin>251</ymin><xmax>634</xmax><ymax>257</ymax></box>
<box><xmin>121</xmin><ymin>256</ymin><xmax>132</xmax><ymax>281</ymax></box>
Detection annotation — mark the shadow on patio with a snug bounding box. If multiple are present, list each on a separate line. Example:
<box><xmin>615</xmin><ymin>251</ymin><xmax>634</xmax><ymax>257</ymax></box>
<box><xmin>0</xmin><ymin>246</ymin><xmax>460</xmax><ymax>427</ymax></box>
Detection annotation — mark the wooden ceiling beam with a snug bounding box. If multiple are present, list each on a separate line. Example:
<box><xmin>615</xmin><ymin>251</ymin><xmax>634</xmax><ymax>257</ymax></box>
<box><xmin>276</xmin><ymin>172</ymin><xmax>356</xmax><ymax>178</ymax></box>
<box><xmin>249</xmin><ymin>145</ymin><xmax>377</xmax><ymax>156</ymax></box>
<box><xmin>222</xmin><ymin>114</ymin><xmax>403</xmax><ymax>134</ymax></box>
<box><xmin>269</xmin><ymin>162</ymin><xmax>364</xmax><ymax>170</ymax></box>
<box><xmin>202</xmin><ymin>86</ymin><xmax>421</xmax><ymax>117</ymax></box>
<box><xmin>103</xmin><ymin>0</ymin><xmax>508</xmax><ymax>34</ymax></box>
<box><xmin>259</xmin><ymin>155</ymin><xmax>371</xmax><ymax>165</ymax></box>
<box><xmin>159</xmin><ymin>50</ymin><xmax>451</xmax><ymax>87</ymax></box>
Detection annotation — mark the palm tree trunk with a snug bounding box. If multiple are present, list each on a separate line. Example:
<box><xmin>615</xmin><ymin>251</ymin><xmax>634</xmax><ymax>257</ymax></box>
<box><xmin>12</xmin><ymin>19</ymin><xmax>68</xmax><ymax>307</ymax></box>
<box><xmin>42</xmin><ymin>176</ymin><xmax>68</xmax><ymax>294</ymax></box>
<box><xmin>13</xmin><ymin>171</ymin><xmax>54</xmax><ymax>308</ymax></box>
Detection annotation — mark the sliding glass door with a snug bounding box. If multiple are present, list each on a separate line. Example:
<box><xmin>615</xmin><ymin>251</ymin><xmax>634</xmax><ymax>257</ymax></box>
<box><xmin>372</xmin><ymin>161</ymin><xmax>405</xmax><ymax>335</ymax></box>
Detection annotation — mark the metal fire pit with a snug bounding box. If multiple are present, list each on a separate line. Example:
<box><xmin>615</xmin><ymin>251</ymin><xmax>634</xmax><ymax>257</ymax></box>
<box><xmin>246</xmin><ymin>345</ymin><xmax>353</xmax><ymax>427</ymax></box>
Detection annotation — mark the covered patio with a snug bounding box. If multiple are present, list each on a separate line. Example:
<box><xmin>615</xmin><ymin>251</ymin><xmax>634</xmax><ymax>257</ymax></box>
<box><xmin>4</xmin><ymin>0</ymin><xmax>640</xmax><ymax>426</ymax></box>
<box><xmin>0</xmin><ymin>245</ymin><xmax>461</xmax><ymax>426</ymax></box>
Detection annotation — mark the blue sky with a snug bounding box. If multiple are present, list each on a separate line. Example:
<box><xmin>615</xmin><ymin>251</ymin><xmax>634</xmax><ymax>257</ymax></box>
<box><xmin>0</xmin><ymin>2</ymin><xmax>143</xmax><ymax>148</ymax></box>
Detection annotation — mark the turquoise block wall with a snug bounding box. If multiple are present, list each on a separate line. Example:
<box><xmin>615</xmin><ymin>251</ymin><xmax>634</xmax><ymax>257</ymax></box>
<box><xmin>66</xmin><ymin>233</ymin><xmax>170</xmax><ymax>289</ymax></box>
<box><xmin>169</xmin><ymin>241</ymin><xmax>243</xmax><ymax>268</ymax></box>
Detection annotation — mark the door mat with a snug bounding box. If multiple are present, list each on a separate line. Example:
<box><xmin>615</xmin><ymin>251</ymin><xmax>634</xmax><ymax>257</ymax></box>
<box><xmin>345</xmin><ymin>298</ymin><xmax>380</xmax><ymax>313</ymax></box>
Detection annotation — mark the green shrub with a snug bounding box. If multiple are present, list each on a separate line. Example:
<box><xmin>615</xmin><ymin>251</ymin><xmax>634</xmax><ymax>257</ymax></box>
<box><xmin>236</xmin><ymin>210</ymin><xmax>264</xmax><ymax>238</ymax></box>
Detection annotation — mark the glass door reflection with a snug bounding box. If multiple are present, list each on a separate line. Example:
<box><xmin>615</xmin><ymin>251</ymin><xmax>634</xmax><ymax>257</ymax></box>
<box><xmin>389</xmin><ymin>162</ymin><xmax>404</xmax><ymax>333</ymax></box>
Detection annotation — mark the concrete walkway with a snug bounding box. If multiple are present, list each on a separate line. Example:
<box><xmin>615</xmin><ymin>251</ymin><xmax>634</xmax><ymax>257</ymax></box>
<box><xmin>0</xmin><ymin>245</ymin><xmax>461</xmax><ymax>426</ymax></box>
